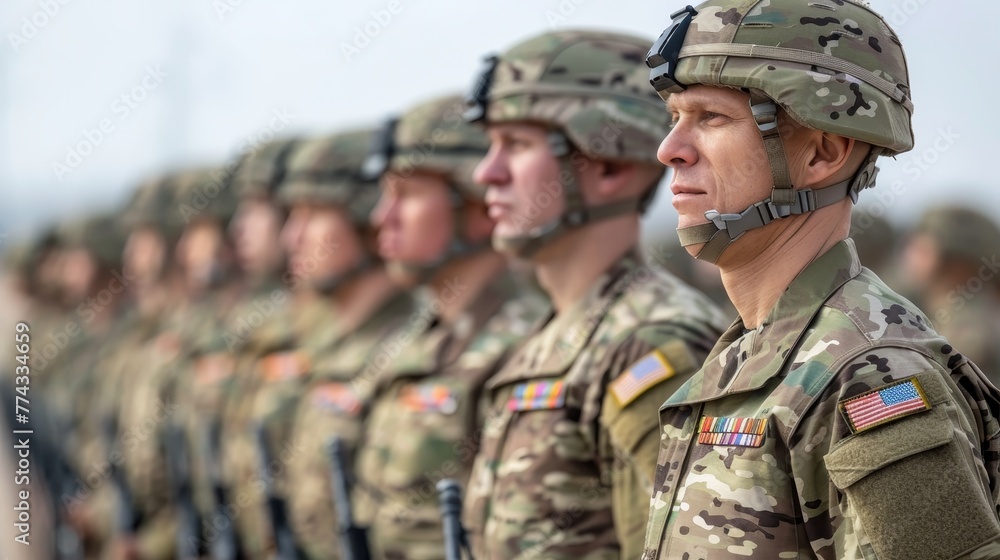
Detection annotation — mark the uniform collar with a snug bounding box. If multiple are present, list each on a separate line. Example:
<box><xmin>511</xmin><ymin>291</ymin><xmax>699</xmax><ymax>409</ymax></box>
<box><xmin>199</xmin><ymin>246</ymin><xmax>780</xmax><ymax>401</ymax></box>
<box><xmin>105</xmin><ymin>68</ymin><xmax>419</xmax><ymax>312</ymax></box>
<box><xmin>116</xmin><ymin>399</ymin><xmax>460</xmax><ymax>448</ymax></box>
<box><xmin>664</xmin><ymin>239</ymin><xmax>862</xmax><ymax>406</ymax></box>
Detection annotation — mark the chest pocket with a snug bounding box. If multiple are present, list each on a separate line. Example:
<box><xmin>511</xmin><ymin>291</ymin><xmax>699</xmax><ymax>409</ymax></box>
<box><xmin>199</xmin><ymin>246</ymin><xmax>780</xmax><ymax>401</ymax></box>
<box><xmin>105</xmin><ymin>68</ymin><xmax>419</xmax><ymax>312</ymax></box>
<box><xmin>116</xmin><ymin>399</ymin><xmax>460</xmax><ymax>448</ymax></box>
<box><xmin>665</xmin><ymin>411</ymin><xmax>803</xmax><ymax>559</ymax></box>
<box><xmin>380</xmin><ymin>379</ymin><xmax>473</xmax><ymax>490</ymax></box>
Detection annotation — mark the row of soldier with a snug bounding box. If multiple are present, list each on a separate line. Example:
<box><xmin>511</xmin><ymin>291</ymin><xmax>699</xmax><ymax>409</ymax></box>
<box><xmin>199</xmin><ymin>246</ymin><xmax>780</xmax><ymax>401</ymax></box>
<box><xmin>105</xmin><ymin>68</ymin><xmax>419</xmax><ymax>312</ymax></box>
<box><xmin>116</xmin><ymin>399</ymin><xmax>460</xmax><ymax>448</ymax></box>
<box><xmin>5</xmin><ymin>2</ymin><xmax>1000</xmax><ymax>559</ymax></box>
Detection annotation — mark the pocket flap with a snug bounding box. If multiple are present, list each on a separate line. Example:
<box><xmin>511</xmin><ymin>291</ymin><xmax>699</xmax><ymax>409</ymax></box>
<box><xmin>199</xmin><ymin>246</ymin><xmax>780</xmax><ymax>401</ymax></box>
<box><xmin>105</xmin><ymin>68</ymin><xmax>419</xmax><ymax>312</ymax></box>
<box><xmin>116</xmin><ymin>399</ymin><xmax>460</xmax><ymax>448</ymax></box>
<box><xmin>824</xmin><ymin>407</ymin><xmax>951</xmax><ymax>489</ymax></box>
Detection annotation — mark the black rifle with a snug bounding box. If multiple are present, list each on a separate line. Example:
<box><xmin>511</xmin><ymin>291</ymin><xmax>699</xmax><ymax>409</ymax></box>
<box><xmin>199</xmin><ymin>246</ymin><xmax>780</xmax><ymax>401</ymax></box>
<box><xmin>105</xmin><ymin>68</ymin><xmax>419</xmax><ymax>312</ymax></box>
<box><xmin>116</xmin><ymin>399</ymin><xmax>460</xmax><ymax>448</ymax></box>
<box><xmin>325</xmin><ymin>436</ymin><xmax>371</xmax><ymax>560</ymax></box>
<box><xmin>164</xmin><ymin>423</ymin><xmax>203</xmax><ymax>559</ymax></box>
<box><xmin>199</xmin><ymin>418</ymin><xmax>242</xmax><ymax>560</ymax></box>
<box><xmin>253</xmin><ymin>422</ymin><xmax>301</xmax><ymax>560</ymax></box>
<box><xmin>436</xmin><ymin>479</ymin><xmax>475</xmax><ymax>560</ymax></box>
<box><xmin>101</xmin><ymin>415</ymin><xmax>140</xmax><ymax>538</ymax></box>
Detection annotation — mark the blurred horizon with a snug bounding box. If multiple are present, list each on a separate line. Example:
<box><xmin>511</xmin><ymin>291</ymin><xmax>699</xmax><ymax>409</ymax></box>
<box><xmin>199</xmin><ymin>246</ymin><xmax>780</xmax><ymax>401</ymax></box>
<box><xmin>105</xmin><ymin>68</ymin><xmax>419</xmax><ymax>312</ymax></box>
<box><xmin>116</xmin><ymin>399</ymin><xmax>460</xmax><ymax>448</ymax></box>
<box><xmin>4</xmin><ymin>0</ymin><xmax>998</xmax><ymax>244</ymax></box>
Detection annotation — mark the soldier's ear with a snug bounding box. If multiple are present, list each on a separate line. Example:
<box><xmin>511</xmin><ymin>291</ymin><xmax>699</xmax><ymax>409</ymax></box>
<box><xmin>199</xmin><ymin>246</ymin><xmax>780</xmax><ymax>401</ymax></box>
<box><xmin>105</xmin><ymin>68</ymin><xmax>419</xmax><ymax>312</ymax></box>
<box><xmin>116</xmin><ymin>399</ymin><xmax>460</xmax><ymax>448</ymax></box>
<box><xmin>593</xmin><ymin>160</ymin><xmax>639</xmax><ymax>201</ymax></box>
<box><xmin>803</xmin><ymin>130</ymin><xmax>855</xmax><ymax>189</ymax></box>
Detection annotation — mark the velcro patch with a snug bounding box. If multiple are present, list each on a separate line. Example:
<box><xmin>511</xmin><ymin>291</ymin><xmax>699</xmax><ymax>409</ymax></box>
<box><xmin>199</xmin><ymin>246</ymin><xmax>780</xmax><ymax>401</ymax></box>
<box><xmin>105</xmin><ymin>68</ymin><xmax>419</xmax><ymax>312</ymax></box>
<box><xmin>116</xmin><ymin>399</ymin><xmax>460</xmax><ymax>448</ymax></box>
<box><xmin>611</xmin><ymin>350</ymin><xmax>675</xmax><ymax>407</ymax></box>
<box><xmin>260</xmin><ymin>351</ymin><xmax>310</xmax><ymax>382</ymax></box>
<box><xmin>194</xmin><ymin>353</ymin><xmax>235</xmax><ymax>385</ymax></box>
<box><xmin>698</xmin><ymin>416</ymin><xmax>768</xmax><ymax>447</ymax></box>
<box><xmin>507</xmin><ymin>380</ymin><xmax>565</xmax><ymax>412</ymax></box>
<box><xmin>310</xmin><ymin>382</ymin><xmax>361</xmax><ymax>416</ymax></box>
<box><xmin>400</xmin><ymin>383</ymin><xmax>458</xmax><ymax>415</ymax></box>
<box><xmin>839</xmin><ymin>376</ymin><xmax>931</xmax><ymax>435</ymax></box>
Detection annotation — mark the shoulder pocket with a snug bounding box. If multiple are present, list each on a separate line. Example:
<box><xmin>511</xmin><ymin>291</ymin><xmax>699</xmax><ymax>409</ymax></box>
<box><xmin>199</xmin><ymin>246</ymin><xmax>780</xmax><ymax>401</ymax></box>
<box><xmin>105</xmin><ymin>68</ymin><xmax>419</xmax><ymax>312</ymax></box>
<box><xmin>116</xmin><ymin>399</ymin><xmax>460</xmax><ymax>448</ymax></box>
<box><xmin>823</xmin><ymin>406</ymin><xmax>1000</xmax><ymax>560</ymax></box>
<box><xmin>824</xmin><ymin>406</ymin><xmax>950</xmax><ymax>489</ymax></box>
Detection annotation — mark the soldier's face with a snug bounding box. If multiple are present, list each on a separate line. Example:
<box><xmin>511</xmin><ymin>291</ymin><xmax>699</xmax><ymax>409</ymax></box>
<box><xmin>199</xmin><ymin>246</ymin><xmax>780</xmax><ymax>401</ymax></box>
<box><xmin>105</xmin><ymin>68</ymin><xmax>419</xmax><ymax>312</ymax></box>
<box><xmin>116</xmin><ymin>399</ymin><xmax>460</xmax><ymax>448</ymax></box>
<box><xmin>123</xmin><ymin>226</ymin><xmax>166</xmax><ymax>286</ymax></box>
<box><xmin>282</xmin><ymin>203</ymin><xmax>365</xmax><ymax>285</ymax></box>
<box><xmin>231</xmin><ymin>197</ymin><xmax>285</xmax><ymax>278</ymax></box>
<box><xmin>60</xmin><ymin>247</ymin><xmax>97</xmax><ymax>304</ymax></box>
<box><xmin>477</xmin><ymin>123</ymin><xmax>565</xmax><ymax>243</ymax></box>
<box><xmin>657</xmin><ymin>85</ymin><xmax>773</xmax><ymax>255</ymax></box>
<box><xmin>176</xmin><ymin>221</ymin><xmax>231</xmax><ymax>289</ymax></box>
<box><xmin>371</xmin><ymin>171</ymin><xmax>453</xmax><ymax>266</ymax></box>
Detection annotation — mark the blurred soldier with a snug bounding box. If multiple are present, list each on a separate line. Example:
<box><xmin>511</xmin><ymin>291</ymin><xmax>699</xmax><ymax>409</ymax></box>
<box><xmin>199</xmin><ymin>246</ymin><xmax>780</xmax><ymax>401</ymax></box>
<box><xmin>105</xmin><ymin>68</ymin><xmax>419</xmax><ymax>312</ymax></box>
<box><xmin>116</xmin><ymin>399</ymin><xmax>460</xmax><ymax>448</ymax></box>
<box><xmin>224</xmin><ymin>129</ymin><xmax>411</xmax><ymax>559</ymax></box>
<box><xmin>637</xmin><ymin>2</ymin><xmax>1000</xmax><ymax>558</ymax></box>
<box><xmin>0</xmin><ymin>230</ymin><xmax>60</xmax><ymax>370</ymax></box>
<box><xmin>850</xmin><ymin>208</ymin><xmax>899</xmax><ymax>281</ymax></box>
<box><xmin>900</xmin><ymin>206</ymin><xmax>1000</xmax><ymax>385</ymax></box>
<box><xmin>352</xmin><ymin>93</ymin><xmax>547</xmax><ymax>560</ymax></box>
<box><xmin>110</xmin><ymin>167</ymin><xmax>240</xmax><ymax>560</ymax></box>
<box><xmin>461</xmin><ymin>30</ymin><xmax>727</xmax><ymax>559</ymax></box>
<box><xmin>169</xmin><ymin>138</ymin><xmax>300</xmax><ymax>551</ymax></box>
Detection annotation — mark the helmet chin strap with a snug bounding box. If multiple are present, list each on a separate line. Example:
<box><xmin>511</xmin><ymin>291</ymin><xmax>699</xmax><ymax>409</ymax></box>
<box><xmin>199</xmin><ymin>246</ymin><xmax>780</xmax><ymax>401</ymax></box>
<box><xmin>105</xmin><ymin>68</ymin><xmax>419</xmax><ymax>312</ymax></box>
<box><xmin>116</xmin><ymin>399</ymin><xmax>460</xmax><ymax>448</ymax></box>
<box><xmin>676</xmin><ymin>91</ymin><xmax>881</xmax><ymax>263</ymax></box>
<box><xmin>493</xmin><ymin>131</ymin><xmax>646</xmax><ymax>259</ymax></box>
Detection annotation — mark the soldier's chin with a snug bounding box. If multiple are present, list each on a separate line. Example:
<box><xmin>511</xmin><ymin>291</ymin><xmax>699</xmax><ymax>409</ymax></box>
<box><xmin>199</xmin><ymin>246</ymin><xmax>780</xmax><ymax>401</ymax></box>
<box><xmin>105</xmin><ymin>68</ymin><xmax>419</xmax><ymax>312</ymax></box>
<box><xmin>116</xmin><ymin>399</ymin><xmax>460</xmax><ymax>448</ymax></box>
<box><xmin>385</xmin><ymin>261</ymin><xmax>422</xmax><ymax>288</ymax></box>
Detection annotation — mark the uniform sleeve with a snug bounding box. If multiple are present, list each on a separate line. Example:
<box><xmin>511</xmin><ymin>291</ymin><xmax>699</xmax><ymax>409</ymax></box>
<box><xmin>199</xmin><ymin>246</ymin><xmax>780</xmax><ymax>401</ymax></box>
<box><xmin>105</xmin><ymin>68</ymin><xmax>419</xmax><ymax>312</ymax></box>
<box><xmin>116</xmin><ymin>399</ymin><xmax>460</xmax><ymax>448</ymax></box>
<box><xmin>598</xmin><ymin>325</ymin><xmax>708</xmax><ymax>560</ymax></box>
<box><xmin>792</xmin><ymin>358</ymin><xmax>1000</xmax><ymax>560</ymax></box>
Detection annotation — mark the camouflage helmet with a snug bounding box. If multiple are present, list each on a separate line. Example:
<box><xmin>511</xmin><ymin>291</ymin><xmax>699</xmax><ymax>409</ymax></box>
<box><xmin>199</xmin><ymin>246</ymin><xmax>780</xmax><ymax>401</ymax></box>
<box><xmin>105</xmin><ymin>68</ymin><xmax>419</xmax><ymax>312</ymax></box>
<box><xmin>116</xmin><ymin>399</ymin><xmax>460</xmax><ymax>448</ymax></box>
<box><xmin>466</xmin><ymin>30</ymin><xmax>669</xmax><ymax>165</ymax></box>
<box><xmin>171</xmin><ymin>167</ymin><xmax>239</xmax><ymax>229</ymax></box>
<box><xmin>230</xmin><ymin>137</ymin><xmax>300</xmax><ymax>200</ymax></box>
<box><xmin>466</xmin><ymin>31</ymin><xmax>668</xmax><ymax>257</ymax></box>
<box><xmin>364</xmin><ymin>94</ymin><xmax>490</xmax><ymax>201</ymax></box>
<box><xmin>122</xmin><ymin>174</ymin><xmax>180</xmax><ymax>236</ymax></box>
<box><xmin>278</xmin><ymin>129</ymin><xmax>381</xmax><ymax>227</ymax></box>
<box><xmin>648</xmin><ymin>0</ymin><xmax>915</xmax><ymax>263</ymax></box>
<box><xmin>915</xmin><ymin>206</ymin><xmax>1000</xmax><ymax>262</ymax></box>
<box><xmin>56</xmin><ymin>212</ymin><xmax>126</xmax><ymax>268</ymax></box>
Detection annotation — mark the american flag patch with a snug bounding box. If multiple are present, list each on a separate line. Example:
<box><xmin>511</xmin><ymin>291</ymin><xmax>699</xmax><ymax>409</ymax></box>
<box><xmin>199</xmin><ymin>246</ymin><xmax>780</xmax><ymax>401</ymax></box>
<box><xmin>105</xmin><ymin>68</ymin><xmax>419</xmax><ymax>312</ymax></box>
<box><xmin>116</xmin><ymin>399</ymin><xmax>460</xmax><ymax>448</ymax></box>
<box><xmin>839</xmin><ymin>377</ymin><xmax>931</xmax><ymax>434</ymax></box>
<box><xmin>507</xmin><ymin>380</ymin><xmax>565</xmax><ymax>412</ymax></box>
<box><xmin>401</xmin><ymin>383</ymin><xmax>458</xmax><ymax>415</ymax></box>
<box><xmin>697</xmin><ymin>416</ymin><xmax>768</xmax><ymax>447</ymax></box>
<box><xmin>611</xmin><ymin>350</ymin><xmax>675</xmax><ymax>406</ymax></box>
<box><xmin>311</xmin><ymin>382</ymin><xmax>361</xmax><ymax>416</ymax></box>
<box><xmin>261</xmin><ymin>351</ymin><xmax>310</xmax><ymax>382</ymax></box>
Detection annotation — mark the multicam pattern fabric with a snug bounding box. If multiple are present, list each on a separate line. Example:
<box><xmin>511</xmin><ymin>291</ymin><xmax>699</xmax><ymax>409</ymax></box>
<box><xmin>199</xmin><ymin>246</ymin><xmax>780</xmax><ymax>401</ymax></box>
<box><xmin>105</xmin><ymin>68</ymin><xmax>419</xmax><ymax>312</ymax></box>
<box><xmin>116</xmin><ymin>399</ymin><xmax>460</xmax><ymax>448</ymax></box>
<box><xmin>667</xmin><ymin>0</ymin><xmax>914</xmax><ymax>155</ymax></box>
<box><xmin>481</xmin><ymin>30</ymin><xmax>670</xmax><ymax>165</ymax></box>
<box><xmin>353</xmin><ymin>273</ymin><xmax>547</xmax><ymax>560</ymax></box>
<box><xmin>283</xmin><ymin>290</ymin><xmax>413</xmax><ymax>560</ymax></box>
<box><xmin>463</xmin><ymin>251</ymin><xmax>728</xmax><ymax>560</ymax></box>
<box><xmin>642</xmin><ymin>240</ymin><xmax>1000</xmax><ymax>559</ymax></box>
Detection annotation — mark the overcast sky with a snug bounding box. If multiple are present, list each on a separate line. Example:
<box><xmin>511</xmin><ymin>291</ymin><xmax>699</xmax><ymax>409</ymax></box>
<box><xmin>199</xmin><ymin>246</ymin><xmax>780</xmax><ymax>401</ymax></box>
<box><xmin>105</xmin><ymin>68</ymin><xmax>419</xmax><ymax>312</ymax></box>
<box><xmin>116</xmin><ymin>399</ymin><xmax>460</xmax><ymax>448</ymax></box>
<box><xmin>3</xmin><ymin>0</ymin><xmax>997</xmax><ymax>243</ymax></box>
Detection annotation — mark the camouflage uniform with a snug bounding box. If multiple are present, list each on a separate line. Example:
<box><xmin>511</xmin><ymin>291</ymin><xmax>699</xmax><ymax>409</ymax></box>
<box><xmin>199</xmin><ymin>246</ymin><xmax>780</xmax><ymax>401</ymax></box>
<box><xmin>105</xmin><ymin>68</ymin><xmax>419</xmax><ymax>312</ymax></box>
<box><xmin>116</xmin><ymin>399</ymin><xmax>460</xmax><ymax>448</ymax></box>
<box><xmin>461</xmin><ymin>32</ymin><xmax>729</xmax><ymax>559</ymax></box>
<box><xmin>639</xmin><ymin>1</ymin><xmax>1000</xmax><ymax>558</ymax></box>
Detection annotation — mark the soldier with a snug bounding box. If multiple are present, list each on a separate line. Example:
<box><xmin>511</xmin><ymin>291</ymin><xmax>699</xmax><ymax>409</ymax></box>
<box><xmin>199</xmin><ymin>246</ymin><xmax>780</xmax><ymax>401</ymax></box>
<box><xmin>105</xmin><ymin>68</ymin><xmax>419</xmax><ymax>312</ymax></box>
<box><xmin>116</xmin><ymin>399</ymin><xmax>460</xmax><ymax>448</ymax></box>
<box><xmin>169</xmin><ymin>138</ymin><xmax>300</xmax><ymax>553</ymax></box>
<box><xmin>351</xmin><ymin>93</ymin><xmax>548</xmax><ymax>559</ymax></box>
<box><xmin>638</xmin><ymin>2</ymin><xmax>1000</xmax><ymax>558</ymax></box>
<box><xmin>110</xmin><ymin>167</ymin><xmax>241</xmax><ymax>560</ymax></box>
<box><xmin>223</xmin><ymin>129</ymin><xmax>412</xmax><ymax>559</ymax></box>
<box><xmin>899</xmin><ymin>206</ymin><xmax>1000</xmax><ymax>386</ymax></box>
<box><xmin>461</xmin><ymin>31</ymin><xmax>728</xmax><ymax>558</ymax></box>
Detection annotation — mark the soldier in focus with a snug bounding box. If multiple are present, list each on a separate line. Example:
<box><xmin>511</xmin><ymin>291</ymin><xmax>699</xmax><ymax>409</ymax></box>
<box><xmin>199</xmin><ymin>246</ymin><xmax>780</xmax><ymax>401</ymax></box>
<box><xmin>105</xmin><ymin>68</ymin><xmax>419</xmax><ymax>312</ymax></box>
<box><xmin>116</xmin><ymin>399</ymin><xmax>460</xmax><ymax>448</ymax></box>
<box><xmin>461</xmin><ymin>31</ymin><xmax>728</xmax><ymax>559</ymax></box>
<box><xmin>638</xmin><ymin>1</ymin><xmax>1000</xmax><ymax>558</ymax></box>
<box><xmin>351</xmin><ymin>93</ymin><xmax>547</xmax><ymax>559</ymax></box>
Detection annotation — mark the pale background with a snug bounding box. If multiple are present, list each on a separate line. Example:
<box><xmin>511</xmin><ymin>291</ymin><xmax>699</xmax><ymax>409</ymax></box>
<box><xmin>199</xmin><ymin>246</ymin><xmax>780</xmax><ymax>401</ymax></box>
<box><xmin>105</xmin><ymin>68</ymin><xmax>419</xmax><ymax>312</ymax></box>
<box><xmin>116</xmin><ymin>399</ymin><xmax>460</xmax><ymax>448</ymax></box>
<box><xmin>2</xmin><ymin>0</ymin><xmax>996</xmax><ymax>243</ymax></box>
